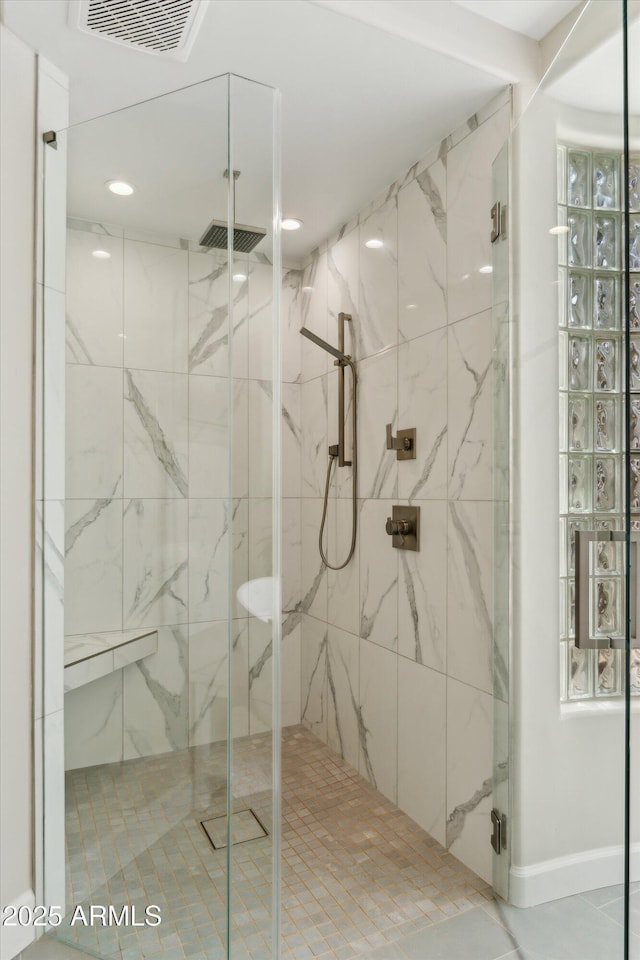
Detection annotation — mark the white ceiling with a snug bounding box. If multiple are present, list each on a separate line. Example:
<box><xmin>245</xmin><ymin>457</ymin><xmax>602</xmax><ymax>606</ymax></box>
<box><xmin>0</xmin><ymin>0</ymin><xmax>579</xmax><ymax>258</ymax></box>
<box><xmin>452</xmin><ymin>0</ymin><xmax>582</xmax><ymax>41</ymax></box>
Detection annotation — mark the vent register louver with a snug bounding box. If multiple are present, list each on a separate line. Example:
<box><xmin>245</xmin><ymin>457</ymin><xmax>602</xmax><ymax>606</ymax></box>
<box><xmin>69</xmin><ymin>0</ymin><xmax>207</xmax><ymax>59</ymax></box>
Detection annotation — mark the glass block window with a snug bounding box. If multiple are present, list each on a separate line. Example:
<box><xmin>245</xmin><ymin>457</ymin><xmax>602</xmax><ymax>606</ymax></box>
<box><xmin>559</xmin><ymin>145</ymin><xmax>640</xmax><ymax>701</ymax></box>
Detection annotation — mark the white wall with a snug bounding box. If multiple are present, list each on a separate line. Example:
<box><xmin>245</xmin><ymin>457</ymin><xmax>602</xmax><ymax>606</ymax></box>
<box><xmin>511</xmin><ymin>91</ymin><xmax>640</xmax><ymax>906</ymax></box>
<box><xmin>0</xmin><ymin>24</ymin><xmax>37</xmax><ymax>960</ymax></box>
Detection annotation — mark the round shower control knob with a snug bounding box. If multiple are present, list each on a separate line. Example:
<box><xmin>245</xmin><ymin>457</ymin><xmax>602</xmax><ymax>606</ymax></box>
<box><xmin>386</xmin><ymin>518</ymin><xmax>411</xmax><ymax>537</ymax></box>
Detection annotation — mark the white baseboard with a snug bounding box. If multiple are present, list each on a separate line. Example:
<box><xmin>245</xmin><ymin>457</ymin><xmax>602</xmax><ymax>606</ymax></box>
<box><xmin>0</xmin><ymin>888</ymin><xmax>36</xmax><ymax>959</ymax></box>
<box><xmin>510</xmin><ymin>843</ymin><xmax>640</xmax><ymax>907</ymax></box>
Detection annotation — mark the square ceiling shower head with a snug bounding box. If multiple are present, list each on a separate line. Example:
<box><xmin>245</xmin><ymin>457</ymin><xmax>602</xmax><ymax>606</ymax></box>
<box><xmin>69</xmin><ymin>0</ymin><xmax>208</xmax><ymax>60</ymax></box>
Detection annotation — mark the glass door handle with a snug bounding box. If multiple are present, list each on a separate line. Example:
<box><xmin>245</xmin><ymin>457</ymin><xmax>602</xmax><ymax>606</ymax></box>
<box><xmin>574</xmin><ymin>530</ymin><xmax>640</xmax><ymax>649</ymax></box>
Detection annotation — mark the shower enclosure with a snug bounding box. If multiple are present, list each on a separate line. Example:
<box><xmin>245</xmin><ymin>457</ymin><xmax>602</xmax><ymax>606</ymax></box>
<box><xmin>34</xmin><ymin>2</ymin><xmax>640</xmax><ymax>959</ymax></box>
<box><xmin>493</xmin><ymin>0</ymin><xmax>640</xmax><ymax>956</ymax></box>
<box><xmin>39</xmin><ymin>73</ymin><xmax>283</xmax><ymax>959</ymax></box>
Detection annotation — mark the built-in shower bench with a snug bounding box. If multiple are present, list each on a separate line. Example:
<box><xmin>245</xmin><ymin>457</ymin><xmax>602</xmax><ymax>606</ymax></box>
<box><xmin>64</xmin><ymin>628</ymin><xmax>158</xmax><ymax>692</ymax></box>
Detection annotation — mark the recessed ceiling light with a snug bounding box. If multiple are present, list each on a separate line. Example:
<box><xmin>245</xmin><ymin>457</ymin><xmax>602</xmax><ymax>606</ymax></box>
<box><xmin>302</xmin><ymin>286</ymin><xmax>314</xmax><ymax>293</ymax></box>
<box><xmin>106</xmin><ymin>179</ymin><xmax>135</xmax><ymax>196</ymax></box>
<box><xmin>232</xmin><ymin>272</ymin><xmax>247</xmax><ymax>283</ymax></box>
<box><xmin>92</xmin><ymin>249</ymin><xmax>111</xmax><ymax>260</ymax></box>
<box><xmin>406</xmin><ymin>304</ymin><xmax>417</xmax><ymax>310</ymax></box>
<box><xmin>281</xmin><ymin>218</ymin><xmax>302</xmax><ymax>231</ymax></box>
<box><xmin>549</xmin><ymin>225</ymin><xmax>570</xmax><ymax>235</ymax></box>
<box><xmin>479</xmin><ymin>264</ymin><xmax>493</xmax><ymax>274</ymax></box>
<box><xmin>365</xmin><ymin>238</ymin><xmax>384</xmax><ymax>249</ymax></box>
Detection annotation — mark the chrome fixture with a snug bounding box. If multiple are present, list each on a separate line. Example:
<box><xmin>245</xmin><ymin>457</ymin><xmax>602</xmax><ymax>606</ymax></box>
<box><xmin>300</xmin><ymin>313</ymin><xmax>358</xmax><ymax>569</ymax></box>
<box><xmin>385</xmin><ymin>505</ymin><xmax>420</xmax><ymax>551</ymax></box>
<box><xmin>386</xmin><ymin>423</ymin><xmax>416</xmax><ymax>460</ymax></box>
<box><xmin>574</xmin><ymin>530</ymin><xmax>640</xmax><ymax>648</ymax></box>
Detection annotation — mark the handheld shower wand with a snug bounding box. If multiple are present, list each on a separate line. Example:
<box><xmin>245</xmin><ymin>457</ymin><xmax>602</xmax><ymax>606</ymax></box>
<box><xmin>300</xmin><ymin>314</ymin><xmax>358</xmax><ymax>569</ymax></box>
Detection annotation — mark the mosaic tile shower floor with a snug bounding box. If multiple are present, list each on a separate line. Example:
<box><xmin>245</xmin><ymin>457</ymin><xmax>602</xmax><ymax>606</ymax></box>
<box><xmin>55</xmin><ymin>725</ymin><xmax>493</xmax><ymax>960</ymax></box>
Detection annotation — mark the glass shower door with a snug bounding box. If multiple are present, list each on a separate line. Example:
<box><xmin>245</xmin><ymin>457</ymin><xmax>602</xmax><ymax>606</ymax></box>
<box><xmin>493</xmin><ymin>0</ymin><xmax>639</xmax><ymax>957</ymax></box>
<box><xmin>40</xmin><ymin>71</ymin><xmax>281</xmax><ymax>960</ymax></box>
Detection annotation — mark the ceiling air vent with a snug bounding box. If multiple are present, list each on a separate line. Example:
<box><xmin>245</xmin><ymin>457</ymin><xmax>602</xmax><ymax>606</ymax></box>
<box><xmin>69</xmin><ymin>0</ymin><xmax>208</xmax><ymax>60</ymax></box>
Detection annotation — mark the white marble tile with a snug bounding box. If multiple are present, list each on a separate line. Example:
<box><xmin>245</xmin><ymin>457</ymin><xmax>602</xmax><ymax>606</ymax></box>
<box><xmin>249</xmin><ymin>617</ymin><xmax>301</xmax><ymax>733</ymax></box>
<box><xmin>43</xmin><ymin>500</ymin><xmax>65</xmax><ymax>716</ymax></box>
<box><xmin>66</xmin><ymin>365</ymin><xmax>123</xmax><ymax>499</ymax></box>
<box><xmin>282</xmin><ymin>382</ymin><xmax>302</xmax><ymax>499</ymax></box>
<box><xmin>358</xmin><ymin>348</ymin><xmax>398</xmax><ymax>499</ymax></box>
<box><xmin>64</xmin><ymin>628</ymin><xmax>156</xmax><ymax>666</ymax></box>
<box><xmin>282</xmin><ymin>498</ymin><xmax>301</xmax><ymax>614</ymax></box>
<box><xmin>248</xmin><ymin>260</ymin><xmax>275</xmax><ymax>381</ymax></box>
<box><xmin>447</xmin><ymin>500</ymin><xmax>494</xmax><ymax>695</ymax></box>
<box><xmin>65</xmin><ymin>229</ymin><xmax>124</xmax><ymax>367</ymax></box>
<box><xmin>327</xmin><ymin>626</ymin><xmax>360</xmax><ymax>770</ymax></box>
<box><xmin>281</xmin><ymin>268</ymin><xmax>302</xmax><ymax>384</ymax></box>
<box><xmin>248</xmin><ymin>496</ymin><xmax>273</xmax><ymax>583</ymax></box>
<box><xmin>447</xmin><ymin>105</ymin><xmax>510</xmax><ymax>325</ymax></box>
<box><xmin>301</xmin><ymin>374</ymin><xmax>328</xmax><ymax>498</ymax></box>
<box><xmin>448</xmin><ymin>311</ymin><xmax>493</xmax><ymax>500</ymax></box>
<box><xmin>188</xmin><ymin>619</ymin><xmax>249</xmax><ymax>747</ymax></box>
<box><xmin>44</xmin><ymin>286</ymin><xmax>66</xmax><ymax>502</ymax></box>
<box><xmin>327</xmin><ymin>229</ymin><xmax>359</xmax><ymax>369</ymax></box>
<box><xmin>398</xmin><ymin>160</ymin><xmax>447</xmax><ymax>342</ymax></box>
<box><xmin>282</xmin><ymin>621</ymin><xmax>302</xmax><ymax>728</ymax></box>
<box><xmin>398</xmin><ymin>658</ymin><xmax>447</xmax><ymax>846</ymax></box>
<box><xmin>301</xmin><ymin>252</ymin><xmax>328</xmax><ymax>382</ymax></box>
<box><xmin>64</xmin><ymin>498</ymin><xmax>122</xmax><ymax>636</ymax></box>
<box><xmin>188</xmin><ymin>249</ymin><xmax>248</xmax><ymax>379</ymax></box>
<box><xmin>189</xmin><ymin>498</ymin><xmax>248</xmax><ymax>623</ymax></box>
<box><xmin>446</xmin><ymin>677</ymin><xmax>493</xmax><ymax>883</ymax></box>
<box><xmin>301</xmin><ymin>614</ymin><xmax>327</xmax><ymax>739</ymax></box>
<box><xmin>397</xmin><ymin>328</ymin><xmax>448</xmax><ymax>500</ymax></box>
<box><xmin>301</xmin><ymin>499</ymin><xmax>327</xmax><ymax>622</ymax></box>
<box><xmin>124</xmin><ymin>240</ymin><xmax>188</xmax><ymax>373</ymax></box>
<box><xmin>398</xmin><ymin>500</ymin><xmax>447</xmax><ymax>673</ymax></box>
<box><xmin>359</xmin><ymin>499</ymin><xmax>398</xmax><ymax>652</ymax></box>
<box><xmin>124</xmin><ymin>368</ymin><xmax>188</xmax><ymax>499</ymax></box>
<box><xmin>327</xmin><ymin>498</ymin><xmax>359</xmax><ymax>636</ymax></box>
<box><xmin>189</xmin><ymin>374</ymin><xmax>248</xmax><ymax>499</ymax></box>
<box><xmin>123</xmin><ymin>498</ymin><xmax>188</xmax><ymax>628</ymax></box>
<box><xmin>359</xmin><ymin>198</ymin><xmax>398</xmax><ymax>358</ymax></box>
<box><xmin>359</xmin><ymin>638</ymin><xmax>397</xmax><ymax>802</ymax></box>
<box><xmin>123</xmin><ymin>625</ymin><xmax>188</xmax><ymax>758</ymax></box>
<box><xmin>112</xmin><ymin>630</ymin><xmax>158</xmax><ymax>668</ymax></box>
<box><xmin>64</xmin><ymin>650</ymin><xmax>114</xmax><ymax>693</ymax></box>
<box><xmin>249</xmin><ymin>379</ymin><xmax>274</xmax><ymax>499</ymax></box>
<box><xmin>64</xmin><ymin>672</ymin><xmax>123</xmax><ymax>770</ymax></box>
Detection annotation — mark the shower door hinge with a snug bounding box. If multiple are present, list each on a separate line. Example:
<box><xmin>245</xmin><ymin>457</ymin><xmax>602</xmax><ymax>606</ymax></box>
<box><xmin>490</xmin><ymin>809</ymin><xmax>507</xmax><ymax>854</ymax></box>
<box><xmin>43</xmin><ymin>130</ymin><xmax>57</xmax><ymax>150</ymax></box>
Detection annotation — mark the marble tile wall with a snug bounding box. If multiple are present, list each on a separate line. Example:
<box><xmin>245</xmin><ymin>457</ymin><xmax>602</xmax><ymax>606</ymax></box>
<box><xmin>64</xmin><ymin>223</ymin><xmax>302</xmax><ymax>769</ymax></box>
<box><xmin>299</xmin><ymin>89</ymin><xmax>511</xmax><ymax>884</ymax></box>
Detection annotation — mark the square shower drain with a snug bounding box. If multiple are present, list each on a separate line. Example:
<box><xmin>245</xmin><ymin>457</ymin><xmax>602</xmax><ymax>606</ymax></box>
<box><xmin>200</xmin><ymin>809</ymin><xmax>268</xmax><ymax>850</ymax></box>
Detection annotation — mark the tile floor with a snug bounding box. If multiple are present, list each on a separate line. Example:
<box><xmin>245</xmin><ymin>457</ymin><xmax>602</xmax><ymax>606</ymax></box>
<box><xmin>22</xmin><ymin>725</ymin><xmax>640</xmax><ymax>960</ymax></box>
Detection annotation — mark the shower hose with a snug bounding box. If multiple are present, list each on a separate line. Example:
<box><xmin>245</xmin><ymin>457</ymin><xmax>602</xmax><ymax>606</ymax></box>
<box><xmin>318</xmin><ymin>359</ymin><xmax>358</xmax><ymax>570</ymax></box>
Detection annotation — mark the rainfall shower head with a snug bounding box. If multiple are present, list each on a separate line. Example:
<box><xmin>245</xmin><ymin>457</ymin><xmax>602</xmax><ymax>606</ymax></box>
<box><xmin>198</xmin><ymin>219</ymin><xmax>266</xmax><ymax>253</ymax></box>
<box><xmin>199</xmin><ymin>169</ymin><xmax>266</xmax><ymax>253</ymax></box>
<box><xmin>300</xmin><ymin>326</ymin><xmax>350</xmax><ymax>364</ymax></box>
